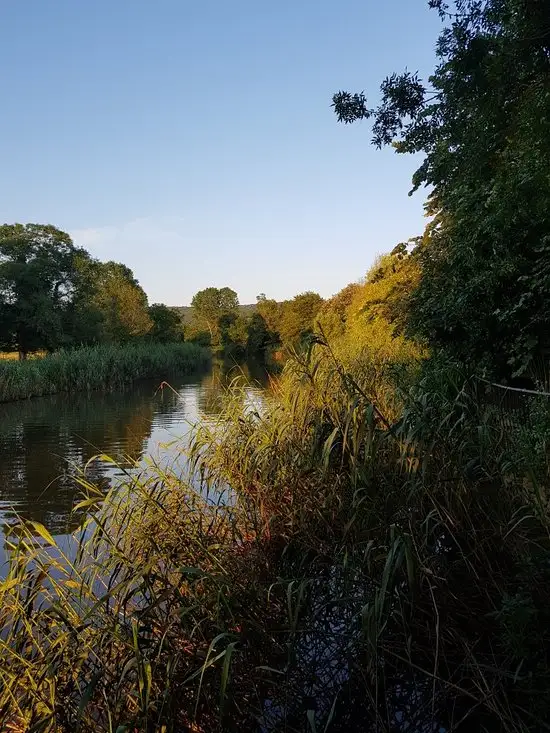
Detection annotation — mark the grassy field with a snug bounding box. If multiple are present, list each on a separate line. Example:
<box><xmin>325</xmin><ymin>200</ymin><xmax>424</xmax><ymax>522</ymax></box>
<box><xmin>0</xmin><ymin>341</ymin><xmax>210</xmax><ymax>402</ymax></box>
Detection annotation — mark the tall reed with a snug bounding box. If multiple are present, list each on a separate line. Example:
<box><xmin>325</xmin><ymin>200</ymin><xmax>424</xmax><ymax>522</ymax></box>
<box><xmin>1</xmin><ymin>345</ymin><xmax>549</xmax><ymax>731</ymax></box>
<box><xmin>0</xmin><ymin>342</ymin><xmax>210</xmax><ymax>403</ymax></box>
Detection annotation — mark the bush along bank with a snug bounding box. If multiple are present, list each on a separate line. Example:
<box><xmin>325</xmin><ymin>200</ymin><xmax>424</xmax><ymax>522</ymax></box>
<box><xmin>0</xmin><ymin>341</ymin><xmax>211</xmax><ymax>402</ymax></box>
<box><xmin>2</xmin><ymin>346</ymin><xmax>550</xmax><ymax>731</ymax></box>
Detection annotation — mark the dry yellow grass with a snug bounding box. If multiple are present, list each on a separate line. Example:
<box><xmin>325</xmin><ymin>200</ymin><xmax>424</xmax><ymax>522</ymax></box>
<box><xmin>0</xmin><ymin>351</ymin><xmax>45</xmax><ymax>361</ymax></box>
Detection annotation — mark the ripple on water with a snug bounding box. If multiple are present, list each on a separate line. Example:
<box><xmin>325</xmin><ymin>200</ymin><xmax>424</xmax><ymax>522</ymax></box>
<box><xmin>0</xmin><ymin>367</ymin><xmax>267</xmax><ymax>543</ymax></box>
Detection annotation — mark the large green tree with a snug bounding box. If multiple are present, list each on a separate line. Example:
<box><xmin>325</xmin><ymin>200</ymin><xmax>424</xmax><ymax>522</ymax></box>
<box><xmin>92</xmin><ymin>261</ymin><xmax>152</xmax><ymax>342</ymax></box>
<box><xmin>317</xmin><ymin>282</ymin><xmax>362</xmax><ymax>341</ymax></box>
<box><xmin>190</xmin><ymin>287</ymin><xmax>239</xmax><ymax>348</ymax></box>
<box><xmin>148</xmin><ymin>304</ymin><xmax>184</xmax><ymax>343</ymax></box>
<box><xmin>279</xmin><ymin>291</ymin><xmax>324</xmax><ymax>347</ymax></box>
<box><xmin>0</xmin><ymin>224</ymin><xmax>87</xmax><ymax>358</ymax></box>
<box><xmin>253</xmin><ymin>294</ymin><xmax>283</xmax><ymax>354</ymax></box>
<box><xmin>61</xmin><ymin>251</ymin><xmax>107</xmax><ymax>347</ymax></box>
<box><xmin>256</xmin><ymin>296</ymin><xmax>283</xmax><ymax>339</ymax></box>
<box><xmin>334</xmin><ymin>0</ymin><xmax>550</xmax><ymax>377</ymax></box>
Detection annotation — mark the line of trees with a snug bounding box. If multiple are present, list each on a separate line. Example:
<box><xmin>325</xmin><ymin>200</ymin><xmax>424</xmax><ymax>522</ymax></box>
<box><xmin>186</xmin><ymin>287</ymin><xmax>324</xmax><ymax>359</ymax></box>
<box><xmin>0</xmin><ymin>223</ymin><xmax>183</xmax><ymax>359</ymax></box>
<box><xmin>0</xmin><ymin>223</ymin><xmax>326</xmax><ymax>363</ymax></box>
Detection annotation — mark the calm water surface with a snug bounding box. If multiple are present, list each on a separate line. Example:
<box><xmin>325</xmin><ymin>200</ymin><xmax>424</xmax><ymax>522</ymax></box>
<box><xmin>0</xmin><ymin>361</ymin><xmax>268</xmax><ymax>549</ymax></box>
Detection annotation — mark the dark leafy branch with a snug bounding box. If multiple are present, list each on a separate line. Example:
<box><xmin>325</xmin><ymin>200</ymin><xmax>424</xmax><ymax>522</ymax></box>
<box><xmin>333</xmin><ymin>0</ymin><xmax>550</xmax><ymax>378</ymax></box>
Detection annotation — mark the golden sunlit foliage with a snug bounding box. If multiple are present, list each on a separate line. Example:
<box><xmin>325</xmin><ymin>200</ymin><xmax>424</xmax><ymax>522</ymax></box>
<box><xmin>318</xmin><ymin>247</ymin><xmax>424</xmax><ymax>368</ymax></box>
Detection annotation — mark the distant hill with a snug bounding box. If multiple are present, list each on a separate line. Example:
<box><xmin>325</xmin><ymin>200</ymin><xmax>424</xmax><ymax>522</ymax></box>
<box><xmin>171</xmin><ymin>303</ymin><xmax>257</xmax><ymax>325</ymax></box>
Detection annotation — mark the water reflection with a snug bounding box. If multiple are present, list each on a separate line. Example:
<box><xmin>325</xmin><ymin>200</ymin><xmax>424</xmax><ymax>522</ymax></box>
<box><xmin>0</xmin><ymin>361</ymin><xmax>267</xmax><ymax>542</ymax></box>
<box><xmin>198</xmin><ymin>359</ymin><xmax>270</xmax><ymax>417</ymax></box>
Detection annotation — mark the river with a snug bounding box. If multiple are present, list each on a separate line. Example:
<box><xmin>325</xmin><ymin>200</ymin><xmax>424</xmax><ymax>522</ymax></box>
<box><xmin>0</xmin><ymin>360</ymin><xmax>268</xmax><ymax>554</ymax></box>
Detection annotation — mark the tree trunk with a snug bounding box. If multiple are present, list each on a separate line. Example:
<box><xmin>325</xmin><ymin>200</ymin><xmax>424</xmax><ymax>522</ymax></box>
<box><xmin>18</xmin><ymin>350</ymin><xmax>27</xmax><ymax>361</ymax></box>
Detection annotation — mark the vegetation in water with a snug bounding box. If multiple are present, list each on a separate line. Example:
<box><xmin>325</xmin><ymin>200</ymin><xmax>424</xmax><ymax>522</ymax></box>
<box><xmin>2</xmin><ymin>347</ymin><xmax>550</xmax><ymax>731</ymax></box>
<box><xmin>0</xmin><ymin>341</ymin><xmax>210</xmax><ymax>403</ymax></box>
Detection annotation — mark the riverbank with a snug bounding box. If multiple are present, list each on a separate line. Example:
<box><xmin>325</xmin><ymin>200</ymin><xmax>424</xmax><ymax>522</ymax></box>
<box><xmin>1</xmin><ymin>347</ymin><xmax>549</xmax><ymax>731</ymax></box>
<box><xmin>0</xmin><ymin>342</ymin><xmax>211</xmax><ymax>402</ymax></box>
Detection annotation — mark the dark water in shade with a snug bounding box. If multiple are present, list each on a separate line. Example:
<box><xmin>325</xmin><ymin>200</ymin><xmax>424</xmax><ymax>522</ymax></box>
<box><xmin>0</xmin><ymin>360</ymin><xmax>268</xmax><ymax>552</ymax></box>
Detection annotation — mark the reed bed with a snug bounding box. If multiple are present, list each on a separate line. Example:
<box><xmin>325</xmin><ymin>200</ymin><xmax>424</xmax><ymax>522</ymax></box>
<box><xmin>1</xmin><ymin>346</ymin><xmax>550</xmax><ymax>731</ymax></box>
<box><xmin>0</xmin><ymin>342</ymin><xmax>211</xmax><ymax>402</ymax></box>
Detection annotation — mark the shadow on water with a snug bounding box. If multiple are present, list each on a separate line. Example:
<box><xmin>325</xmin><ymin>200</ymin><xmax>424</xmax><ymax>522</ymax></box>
<box><xmin>0</xmin><ymin>360</ymin><xmax>268</xmax><ymax>554</ymax></box>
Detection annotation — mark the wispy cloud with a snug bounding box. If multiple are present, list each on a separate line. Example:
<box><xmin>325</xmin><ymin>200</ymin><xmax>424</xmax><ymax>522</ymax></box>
<box><xmin>69</xmin><ymin>216</ymin><xmax>193</xmax><ymax>303</ymax></box>
<box><xmin>70</xmin><ymin>216</ymin><xmax>187</xmax><ymax>259</ymax></box>
<box><xmin>68</xmin><ymin>215</ymin><xmax>343</xmax><ymax>306</ymax></box>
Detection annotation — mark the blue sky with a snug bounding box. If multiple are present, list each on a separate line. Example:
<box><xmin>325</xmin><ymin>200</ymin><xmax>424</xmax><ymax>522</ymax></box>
<box><xmin>0</xmin><ymin>0</ymin><xmax>440</xmax><ymax>305</ymax></box>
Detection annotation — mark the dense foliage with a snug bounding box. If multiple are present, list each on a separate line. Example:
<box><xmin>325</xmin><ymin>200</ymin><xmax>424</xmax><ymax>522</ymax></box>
<box><xmin>3</xmin><ymin>342</ymin><xmax>550</xmax><ymax>731</ymax></box>
<box><xmin>0</xmin><ymin>224</ymin><xmax>87</xmax><ymax>358</ymax></box>
<box><xmin>0</xmin><ymin>223</ymin><xmax>328</xmax><ymax>364</ymax></box>
<box><xmin>0</xmin><ymin>224</ymin><xmax>184</xmax><ymax>358</ymax></box>
<box><xmin>187</xmin><ymin>287</ymin><xmax>325</xmax><ymax>359</ymax></box>
<box><xmin>318</xmin><ymin>246</ymin><xmax>423</xmax><ymax>365</ymax></box>
<box><xmin>190</xmin><ymin>287</ymin><xmax>239</xmax><ymax>349</ymax></box>
<box><xmin>148</xmin><ymin>303</ymin><xmax>184</xmax><ymax>343</ymax></box>
<box><xmin>333</xmin><ymin>0</ymin><xmax>550</xmax><ymax>378</ymax></box>
<box><xmin>91</xmin><ymin>261</ymin><xmax>152</xmax><ymax>342</ymax></box>
<box><xmin>278</xmin><ymin>291</ymin><xmax>324</xmax><ymax>346</ymax></box>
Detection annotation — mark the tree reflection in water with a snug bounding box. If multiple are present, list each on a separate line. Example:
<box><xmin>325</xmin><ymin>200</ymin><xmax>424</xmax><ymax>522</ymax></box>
<box><xmin>0</xmin><ymin>363</ymin><xmax>269</xmax><ymax>549</ymax></box>
<box><xmin>198</xmin><ymin>358</ymin><xmax>270</xmax><ymax>417</ymax></box>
